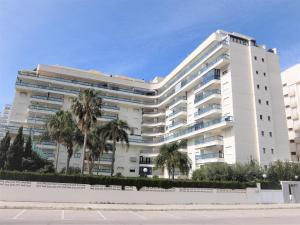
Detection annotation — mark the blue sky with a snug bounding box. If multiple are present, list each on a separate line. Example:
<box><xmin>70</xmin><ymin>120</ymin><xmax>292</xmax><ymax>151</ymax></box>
<box><xmin>0</xmin><ymin>0</ymin><xmax>300</xmax><ymax>110</ymax></box>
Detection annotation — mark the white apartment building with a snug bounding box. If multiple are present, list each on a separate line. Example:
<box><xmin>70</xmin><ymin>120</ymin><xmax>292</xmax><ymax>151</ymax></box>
<box><xmin>0</xmin><ymin>104</ymin><xmax>11</xmax><ymax>139</ymax></box>
<box><xmin>282</xmin><ymin>64</ymin><xmax>300</xmax><ymax>161</ymax></box>
<box><xmin>7</xmin><ymin>30</ymin><xmax>290</xmax><ymax>177</ymax></box>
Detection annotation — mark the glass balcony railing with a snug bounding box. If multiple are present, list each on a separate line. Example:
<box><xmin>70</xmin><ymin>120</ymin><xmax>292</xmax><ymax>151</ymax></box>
<box><xmin>159</xmin><ymin>40</ymin><xmax>227</xmax><ymax>94</ymax></box>
<box><xmin>16</xmin><ymin>53</ymin><xmax>228</xmax><ymax>108</ymax></box>
<box><xmin>195</xmin><ymin>135</ymin><xmax>223</xmax><ymax>145</ymax></box>
<box><xmin>167</xmin><ymin>108</ymin><xmax>187</xmax><ymax>118</ymax></box>
<box><xmin>27</xmin><ymin>117</ymin><xmax>47</xmax><ymax>123</ymax></box>
<box><xmin>129</xmin><ymin>116</ymin><xmax>232</xmax><ymax>145</ymax></box>
<box><xmin>31</xmin><ymin>95</ymin><xmax>64</xmax><ymax>103</ymax></box>
<box><xmin>194</xmin><ymin>104</ymin><xmax>221</xmax><ymax>117</ymax></box>
<box><xmin>194</xmin><ymin>89</ymin><xmax>221</xmax><ymax>104</ymax></box>
<box><xmin>194</xmin><ymin>72</ymin><xmax>220</xmax><ymax>92</ymax></box>
<box><xmin>195</xmin><ymin>152</ymin><xmax>224</xmax><ymax>160</ymax></box>
<box><xmin>28</xmin><ymin>105</ymin><xmax>60</xmax><ymax>112</ymax></box>
<box><xmin>101</xmin><ymin>115</ymin><xmax>118</xmax><ymax>120</ymax></box>
<box><xmin>167</xmin><ymin>120</ymin><xmax>186</xmax><ymax>130</ymax></box>
<box><xmin>102</xmin><ymin>105</ymin><xmax>120</xmax><ymax>110</ymax></box>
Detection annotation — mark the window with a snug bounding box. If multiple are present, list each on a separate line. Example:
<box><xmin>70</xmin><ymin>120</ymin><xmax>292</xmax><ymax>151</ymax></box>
<box><xmin>265</xmin><ymin>86</ymin><xmax>268</xmax><ymax>91</ymax></box>
<box><xmin>263</xmin><ymin>148</ymin><xmax>266</xmax><ymax>154</ymax></box>
<box><xmin>262</xmin><ymin>58</ymin><xmax>265</xmax><ymax>62</ymax></box>
<box><xmin>268</xmin><ymin>116</ymin><xmax>271</xmax><ymax>121</ymax></box>
<box><xmin>258</xmin><ymin>99</ymin><xmax>261</xmax><ymax>104</ymax></box>
<box><xmin>287</xmin><ymin>116</ymin><xmax>292</xmax><ymax>119</ymax></box>
<box><xmin>266</xmin><ymin>100</ymin><xmax>269</xmax><ymax>105</ymax></box>
<box><xmin>129</xmin><ymin>168</ymin><xmax>136</xmax><ymax>173</ymax></box>
<box><xmin>256</xmin><ymin>70</ymin><xmax>259</xmax><ymax>75</ymax></box>
<box><xmin>283</xmin><ymin>83</ymin><xmax>287</xmax><ymax>87</ymax></box>
<box><xmin>290</xmin><ymin>140</ymin><xmax>295</xmax><ymax>143</ymax></box>
<box><xmin>291</xmin><ymin>152</ymin><xmax>296</xmax><ymax>155</ymax></box>
<box><xmin>269</xmin><ymin>132</ymin><xmax>272</xmax><ymax>137</ymax></box>
<box><xmin>260</xmin><ymin>115</ymin><xmax>263</xmax><ymax>120</ymax></box>
<box><xmin>271</xmin><ymin>148</ymin><xmax>274</xmax><ymax>154</ymax></box>
<box><xmin>254</xmin><ymin>56</ymin><xmax>257</xmax><ymax>60</ymax></box>
<box><xmin>257</xmin><ymin>84</ymin><xmax>260</xmax><ymax>89</ymax></box>
<box><xmin>261</xmin><ymin>131</ymin><xmax>265</xmax><ymax>136</ymax></box>
<box><xmin>263</xmin><ymin>72</ymin><xmax>266</xmax><ymax>76</ymax></box>
<box><xmin>289</xmin><ymin>128</ymin><xmax>293</xmax><ymax>131</ymax></box>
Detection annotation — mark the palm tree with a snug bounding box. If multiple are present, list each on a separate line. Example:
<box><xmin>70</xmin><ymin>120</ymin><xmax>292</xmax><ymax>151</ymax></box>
<box><xmin>155</xmin><ymin>140</ymin><xmax>191</xmax><ymax>180</ymax></box>
<box><xmin>61</xmin><ymin>112</ymin><xmax>84</xmax><ymax>174</ymax></box>
<box><xmin>87</xmin><ymin>126</ymin><xmax>112</xmax><ymax>175</ymax></box>
<box><xmin>71</xmin><ymin>89</ymin><xmax>102</xmax><ymax>174</ymax></box>
<box><xmin>100</xmin><ymin>120</ymin><xmax>130</xmax><ymax>176</ymax></box>
<box><xmin>42</xmin><ymin>111</ymin><xmax>67</xmax><ymax>171</ymax></box>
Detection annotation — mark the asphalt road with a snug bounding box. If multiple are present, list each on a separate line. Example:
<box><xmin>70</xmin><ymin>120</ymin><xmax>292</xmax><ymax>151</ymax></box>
<box><xmin>0</xmin><ymin>208</ymin><xmax>300</xmax><ymax>225</ymax></box>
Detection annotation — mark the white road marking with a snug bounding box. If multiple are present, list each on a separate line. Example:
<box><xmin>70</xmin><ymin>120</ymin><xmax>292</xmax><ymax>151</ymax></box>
<box><xmin>61</xmin><ymin>210</ymin><xmax>65</xmax><ymax>220</ymax></box>
<box><xmin>160</xmin><ymin>211</ymin><xmax>181</xmax><ymax>219</ymax></box>
<box><xmin>13</xmin><ymin>209</ymin><xmax>26</xmax><ymax>220</ymax></box>
<box><xmin>129</xmin><ymin>211</ymin><xmax>147</xmax><ymax>220</ymax></box>
<box><xmin>96</xmin><ymin>210</ymin><xmax>107</xmax><ymax>220</ymax></box>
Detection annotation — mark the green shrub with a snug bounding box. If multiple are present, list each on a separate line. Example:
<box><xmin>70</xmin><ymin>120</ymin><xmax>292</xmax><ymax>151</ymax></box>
<box><xmin>192</xmin><ymin>162</ymin><xmax>263</xmax><ymax>182</ymax></box>
<box><xmin>0</xmin><ymin>170</ymin><xmax>258</xmax><ymax>190</ymax></box>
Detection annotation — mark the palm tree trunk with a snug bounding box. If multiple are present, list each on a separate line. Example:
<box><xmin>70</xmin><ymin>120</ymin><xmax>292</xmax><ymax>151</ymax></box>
<box><xmin>172</xmin><ymin>165</ymin><xmax>175</xmax><ymax>180</ymax></box>
<box><xmin>66</xmin><ymin>154</ymin><xmax>71</xmax><ymax>175</ymax></box>
<box><xmin>81</xmin><ymin>131</ymin><xmax>87</xmax><ymax>175</ymax></box>
<box><xmin>111</xmin><ymin>139</ymin><xmax>116</xmax><ymax>176</ymax></box>
<box><xmin>55</xmin><ymin>142</ymin><xmax>60</xmax><ymax>172</ymax></box>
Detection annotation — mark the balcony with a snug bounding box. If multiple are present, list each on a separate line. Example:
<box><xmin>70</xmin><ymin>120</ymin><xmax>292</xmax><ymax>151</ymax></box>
<box><xmin>194</xmin><ymin>71</ymin><xmax>221</xmax><ymax>94</ymax></box>
<box><xmin>194</xmin><ymin>89</ymin><xmax>221</xmax><ymax>107</ymax></box>
<box><xmin>30</xmin><ymin>95</ymin><xmax>64</xmax><ymax>105</ymax></box>
<box><xmin>142</xmin><ymin>111</ymin><xmax>165</xmax><ymax>118</ymax></box>
<box><xmin>28</xmin><ymin>105</ymin><xmax>60</xmax><ymax>114</ymax></box>
<box><xmin>97</xmin><ymin>115</ymin><xmax>118</xmax><ymax>121</ymax></box>
<box><xmin>168</xmin><ymin>96</ymin><xmax>187</xmax><ymax>109</ymax></box>
<box><xmin>130</xmin><ymin>116</ymin><xmax>233</xmax><ymax>146</ymax></box>
<box><xmin>195</xmin><ymin>152</ymin><xmax>224</xmax><ymax>164</ymax></box>
<box><xmin>141</xmin><ymin>120</ymin><xmax>165</xmax><ymax>127</ymax></box>
<box><xmin>167</xmin><ymin>107</ymin><xmax>187</xmax><ymax>119</ymax></box>
<box><xmin>194</xmin><ymin>136</ymin><xmax>223</xmax><ymax>148</ymax></box>
<box><xmin>194</xmin><ymin>104</ymin><xmax>221</xmax><ymax>120</ymax></box>
<box><xmin>166</xmin><ymin>120</ymin><xmax>186</xmax><ymax>131</ymax></box>
<box><xmin>102</xmin><ymin>104</ymin><xmax>120</xmax><ymax>111</ymax></box>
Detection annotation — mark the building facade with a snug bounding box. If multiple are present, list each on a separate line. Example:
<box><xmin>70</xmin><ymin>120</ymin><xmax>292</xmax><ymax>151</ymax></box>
<box><xmin>0</xmin><ymin>104</ymin><xmax>12</xmax><ymax>139</ymax></box>
<box><xmin>282</xmin><ymin>64</ymin><xmax>300</xmax><ymax>161</ymax></box>
<box><xmin>7</xmin><ymin>30</ymin><xmax>290</xmax><ymax>176</ymax></box>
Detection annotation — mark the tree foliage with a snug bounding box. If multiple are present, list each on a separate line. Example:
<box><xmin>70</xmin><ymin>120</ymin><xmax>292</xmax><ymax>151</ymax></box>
<box><xmin>6</xmin><ymin>127</ymin><xmax>24</xmax><ymax>171</ymax></box>
<box><xmin>155</xmin><ymin>140</ymin><xmax>191</xmax><ymax>180</ymax></box>
<box><xmin>100</xmin><ymin>120</ymin><xmax>130</xmax><ymax>176</ymax></box>
<box><xmin>71</xmin><ymin>88</ymin><xmax>102</xmax><ymax>174</ymax></box>
<box><xmin>192</xmin><ymin>161</ymin><xmax>263</xmax><ymax>182</ymax></box>
<box><xmin>0</xmin><ymin>132</ymin><xmax>11</xmax><ymax>169</ymax></box>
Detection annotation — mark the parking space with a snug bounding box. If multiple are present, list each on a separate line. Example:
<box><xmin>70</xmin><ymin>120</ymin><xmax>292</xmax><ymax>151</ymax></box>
<box><xmin>0</xmin><ymin>208</ymin><xmax>300</xmax><ymax>225</ymax></box>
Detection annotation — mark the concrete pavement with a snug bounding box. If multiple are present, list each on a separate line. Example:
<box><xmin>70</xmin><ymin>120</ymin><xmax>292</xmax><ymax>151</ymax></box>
<box><xmin>1</xmin><ymin>201</ymin><xmax>300</xmax><ymax>211</ymax></box>
<box><xmin>0</xmin><ymin>208</ymin><xmax>300</xmax><ymax>224</ymax></box>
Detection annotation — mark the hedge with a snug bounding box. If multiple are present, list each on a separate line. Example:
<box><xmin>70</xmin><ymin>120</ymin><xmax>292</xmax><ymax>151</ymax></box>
<box><xmin>0</xmin><ymin>170</ymin><xmax>277</xmax><ymax>190</ymax></box>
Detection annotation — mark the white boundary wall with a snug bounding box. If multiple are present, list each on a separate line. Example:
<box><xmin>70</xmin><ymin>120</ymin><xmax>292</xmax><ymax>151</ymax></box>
<box><xmin>0</xmin><ymin>180</ymin><xmax>284</xmax><ymax>204</ymax></box>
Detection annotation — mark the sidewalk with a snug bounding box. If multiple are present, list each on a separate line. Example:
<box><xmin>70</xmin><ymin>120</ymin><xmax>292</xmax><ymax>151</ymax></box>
<box><xmin>0</xmin><ymin>201</ymin><xmax>300</xmax><ymax>211</ymax></box>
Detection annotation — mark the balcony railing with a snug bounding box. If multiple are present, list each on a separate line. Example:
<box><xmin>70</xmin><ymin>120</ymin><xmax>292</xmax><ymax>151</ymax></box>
<box><xmin>130</xmin><ymin>116</ymin><xmax>233</xmax><ymax>145</ymax></box>
<box><xmin>31</xmin><ymin>95</ymin><xmax>64</xmax><ymax>103</ymax></box>
<box><xmin>28</xmin><ymin>105</ymin><xmax>60</xmax><ymax>113</ymax></box>
<box><xmin>194</xmin><ymin>89</ymin><xmax>221</xmax><ymax>104</ymax></box>
<box><xmin>167</xmin><ymin>120</ymin><xmax>186</xmax><ymax>130</ymax></box>
<box><xmin>159</xmin><ymin>40</ymin><xmax>227</xmax><ymax>94</ymax></box>
<box><xmin>167</xmin><ymin>108</ymin><xmax>187</xmax><ymax>118</ymax></box>
<box><xmin>195</xmin><ymin>136</ymin><xmax>223</xmax><ymax>145</ymax></box>
<box><xmin>195</xmin><ymin>152</ymin><xmax>224</xmax><ymax>160</ymax></box>
<box><xmin>194</xmin><ymin>104</ymin><xmax>221</xmax><ymax>117</ymax></box>
<box><xmin>102</xmin><ymin>105</ymin><xmax>120</xmax><ymax>110</ymax></box>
